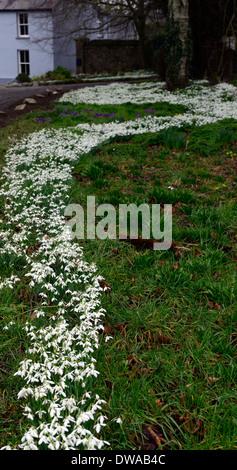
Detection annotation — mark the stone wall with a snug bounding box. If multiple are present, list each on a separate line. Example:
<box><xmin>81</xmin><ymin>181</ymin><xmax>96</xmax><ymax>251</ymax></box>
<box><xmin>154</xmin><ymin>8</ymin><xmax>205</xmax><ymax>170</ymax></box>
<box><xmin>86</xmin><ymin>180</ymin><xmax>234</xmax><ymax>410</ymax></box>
<box><xmin>76</xmin><ymin>39</ymin><xmax>144</xmax><ymax>74</ymax></box>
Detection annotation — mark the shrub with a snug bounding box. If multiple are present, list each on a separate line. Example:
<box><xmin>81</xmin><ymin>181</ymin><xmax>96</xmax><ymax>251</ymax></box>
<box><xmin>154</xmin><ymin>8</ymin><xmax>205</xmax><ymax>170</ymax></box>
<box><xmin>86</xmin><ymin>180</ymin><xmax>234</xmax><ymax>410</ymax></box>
<box><xmin>44</xmin><ymin>66</ymin><xmax>72</xmax><ymax>81</ymax></box>
<box><xmin>16</xmin><ymin>73</ymin><xmax>31</xmax><ymax>83</ymax></box>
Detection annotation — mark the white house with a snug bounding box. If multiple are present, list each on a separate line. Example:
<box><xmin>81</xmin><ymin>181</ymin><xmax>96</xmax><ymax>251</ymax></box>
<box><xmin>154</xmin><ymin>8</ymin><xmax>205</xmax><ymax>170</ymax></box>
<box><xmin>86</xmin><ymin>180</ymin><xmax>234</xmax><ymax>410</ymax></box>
<box><xmin>0</xmin><ymin>0</ymin><xmax>55</xmax><ymax>84</ymax></box>
<box><xmin>0</xmin><ymin>0</ymin><xmax>137</xmax><ymax>84</ymax></box>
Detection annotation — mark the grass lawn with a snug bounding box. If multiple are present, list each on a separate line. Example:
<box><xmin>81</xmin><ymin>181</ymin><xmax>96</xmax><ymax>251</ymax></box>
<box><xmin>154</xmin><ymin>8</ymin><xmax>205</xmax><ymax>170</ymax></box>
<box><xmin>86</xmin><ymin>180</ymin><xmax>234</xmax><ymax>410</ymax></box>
<box><xmin>0</xmin><ymin>81</ymin><xmax>237</xmax><ymax>450</ymax></box>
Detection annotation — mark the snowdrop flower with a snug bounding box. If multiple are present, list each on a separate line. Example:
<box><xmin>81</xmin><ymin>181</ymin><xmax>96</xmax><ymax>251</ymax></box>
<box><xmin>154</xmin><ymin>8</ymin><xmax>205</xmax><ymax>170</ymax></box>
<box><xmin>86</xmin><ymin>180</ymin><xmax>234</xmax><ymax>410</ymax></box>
<box><xmin>105</xmin><ymin>335</ymin><xmax>113</xmax><ymax>343</ymax></box>
<box><xmin>17</xmin><ymin>388</ymin><xmax>33</xmax><ymax>399</ymax></box>
<box><xmin>116</xmin><ymin>418</ymin><xmax>123</xmax><ymax>425</ymax></box>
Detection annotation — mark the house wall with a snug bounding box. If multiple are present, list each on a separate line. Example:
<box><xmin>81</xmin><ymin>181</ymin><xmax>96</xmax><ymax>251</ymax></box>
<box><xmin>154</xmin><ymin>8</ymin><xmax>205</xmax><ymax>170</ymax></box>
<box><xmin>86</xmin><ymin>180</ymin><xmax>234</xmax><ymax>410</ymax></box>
<box><xmin>0</xmin><ymin>10</ymin><xmax>54</xmax><ymax>83</ymax></box>
<box><xmin>53</xmin><ymin>35</ymin><xmax>77</xmax><ymax>75</ymax></box>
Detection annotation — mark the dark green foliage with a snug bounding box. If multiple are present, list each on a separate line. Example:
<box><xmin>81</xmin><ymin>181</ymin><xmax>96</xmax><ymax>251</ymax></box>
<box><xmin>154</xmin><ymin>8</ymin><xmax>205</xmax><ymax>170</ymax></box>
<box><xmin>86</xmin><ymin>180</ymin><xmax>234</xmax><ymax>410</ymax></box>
<box><xmin>44</xmin><ymin>66</ymin><xmax>72</xmax><ymax>80</ymax></box>
<box><xmin>16</xmin><ymin>73</ymin><xmax>31</xmax><ymax>83</ymax></box>
<box><xmin>151</xmin><ymin>186</ymin><xmax>197</xmax><ymax>205</ymax></box>
<box><xmin>188</xmin><ymin>120</ymin><xmax>237</xmax><ymax>156</ymax></box>
<box><xmin>160</xmin><ymin>128</ymin><xmax>186</xmax><ymax>150</ymax></box>
<box><xmin>217</xmin><ymin>127</ymin><xmax>235</xmax><ymax>145</ymax></box>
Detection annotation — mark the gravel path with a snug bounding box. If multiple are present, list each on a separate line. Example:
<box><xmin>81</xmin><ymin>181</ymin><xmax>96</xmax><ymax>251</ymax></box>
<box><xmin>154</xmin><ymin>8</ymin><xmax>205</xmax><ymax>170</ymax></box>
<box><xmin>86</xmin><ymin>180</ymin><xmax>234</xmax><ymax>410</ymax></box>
<box><xmin>0</xmin><ymin>82</ymin><xmax>112</xmax><ymax>110</ymax></box>
<box><xmin>0</xmin><ymin>81</ymin><xmax>116</xmax><ymax>128</ymax></box>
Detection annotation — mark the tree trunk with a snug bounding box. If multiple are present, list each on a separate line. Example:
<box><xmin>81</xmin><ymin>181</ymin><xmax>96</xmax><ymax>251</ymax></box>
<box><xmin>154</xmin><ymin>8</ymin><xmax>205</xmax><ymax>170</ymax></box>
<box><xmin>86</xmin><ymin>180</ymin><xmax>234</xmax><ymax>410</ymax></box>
<box><xmin>136</xmin><ymin>20</ymin><xmax>150</xmax><ymax>68</ymax></box>
<box><xmin>133</xmin><ymin>1</ymin><xmax>150</xmax><ymax>69</ymax></box>
<box><xmin>166</xmin><ymin>0</ymin><xmax>190</xmax><ymax>89</ymax></box>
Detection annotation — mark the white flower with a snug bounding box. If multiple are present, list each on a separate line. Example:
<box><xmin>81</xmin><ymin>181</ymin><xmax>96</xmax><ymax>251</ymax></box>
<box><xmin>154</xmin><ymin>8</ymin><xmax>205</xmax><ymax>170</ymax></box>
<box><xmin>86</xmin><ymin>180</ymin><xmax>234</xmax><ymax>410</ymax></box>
<box><xmin>105</xmin><ymin>335</ymin><xmax>113</xmax><ymax>343</ymax></box>
<box><xmin>17</xmin><ymin>388</ymin><xmax>33</xmax><ymax>399</ymax></box>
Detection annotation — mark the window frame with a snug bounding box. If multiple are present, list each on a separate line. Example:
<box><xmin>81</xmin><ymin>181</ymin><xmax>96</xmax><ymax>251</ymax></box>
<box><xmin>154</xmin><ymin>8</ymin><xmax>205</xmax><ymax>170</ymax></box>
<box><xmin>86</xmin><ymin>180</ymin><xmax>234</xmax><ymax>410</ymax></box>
<box><xmin>18</xmin><ymin>50</ymin><xmax>30</xmax><ymax>76</ymax></box>
<box><xmin>18</xmin><ymin>12</ymin><xmax>29</xmax><ymax>38</ymax></box>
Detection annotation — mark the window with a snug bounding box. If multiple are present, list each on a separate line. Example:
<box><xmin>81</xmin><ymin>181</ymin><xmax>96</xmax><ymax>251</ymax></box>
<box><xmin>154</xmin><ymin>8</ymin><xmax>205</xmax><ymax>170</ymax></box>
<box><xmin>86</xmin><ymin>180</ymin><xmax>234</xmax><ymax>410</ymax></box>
<box><xmin>18</xmin><ymin>13</ymin><xmax>29</xmax><ymax>37</ymax></box>
<box><xmin>18</xmin><ymin>50</ymin><xmax>30</xmax><ymax>75</ymax></box>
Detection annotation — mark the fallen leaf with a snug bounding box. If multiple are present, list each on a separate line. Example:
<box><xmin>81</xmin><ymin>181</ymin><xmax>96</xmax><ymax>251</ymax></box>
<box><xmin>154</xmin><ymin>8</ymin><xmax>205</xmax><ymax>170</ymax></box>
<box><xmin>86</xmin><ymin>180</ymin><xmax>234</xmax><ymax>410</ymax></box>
<box><xmin>170</xmin><ymin>242</ymin><xmax>191</xmax><ymax>258</ymax></box>
<box><xmin>207</xmin><ymin>376</ymin><xmax>221</xmax><ymax>384</ymax></box>
<box><xmin>98</xmin><ymin>279</ymin><xmax>111</xmax><ymax>292</ymax></box>
<box><xmin>179</xmin><ymin>394</ymin><xmax>188</xmax><ymax>407</ymax></box>
<box><xmin>208</xmin><ymin>300</ymin><xmax>221</xmax><ymax>310</ymax></box>
<box><xmin>103</xmin><ymin>324</ymin><xmax>112</xmax><ymax>335</ymax></box>
<box><xmin>183</xmin><ymin>415</ymin><xmax>203</xmax><ymax>434</ymax></box>
<box><xmin>114</xmin><ymin>322</ymin><xmax>126</xmax><ymax>330</ymax></box>
<box><xmin>156</xmin><ymin>333</ymin><xmax>172</xmax><ymax>345</ymax></box>
<box><xmin>155</xmin><ymin>399</ymin><xmax>165</xmax><ymax>408</ymax></box>
<box><xmin>147</xmin><ymin>426</ymin><xmax>164</xmax><ymax>449</ymax></box>
<box><xmin>114</xmin><ymin>322</ymin><xmax>127</xmax><ymax>337</ymax></box>
<box><xmin>172</xmin><ymin>243</ymin><xmax>191</xmax><ymax>252</ymax></box>
<box><xmin>126</xmin><ymin>355</ymin><xmax>153</xmax><ymax>378</ymax></box>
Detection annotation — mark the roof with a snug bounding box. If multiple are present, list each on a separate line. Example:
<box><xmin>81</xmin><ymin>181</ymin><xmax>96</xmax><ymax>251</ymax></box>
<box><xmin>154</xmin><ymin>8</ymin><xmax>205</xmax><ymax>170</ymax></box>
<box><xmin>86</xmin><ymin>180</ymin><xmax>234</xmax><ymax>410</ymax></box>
<box><xmin>0</xmin><ymin>0</ymin><xmax>52</xmax><ymax>10</ymax></box>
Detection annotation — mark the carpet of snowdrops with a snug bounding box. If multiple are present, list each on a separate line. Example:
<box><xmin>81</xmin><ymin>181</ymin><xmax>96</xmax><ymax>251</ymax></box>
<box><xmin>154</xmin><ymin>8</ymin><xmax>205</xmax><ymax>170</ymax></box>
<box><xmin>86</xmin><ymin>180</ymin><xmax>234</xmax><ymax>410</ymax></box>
<box><xmin>1</xmin><ymin>80</ymin><xmax>237</xmax><ymax>450</ymax></box>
